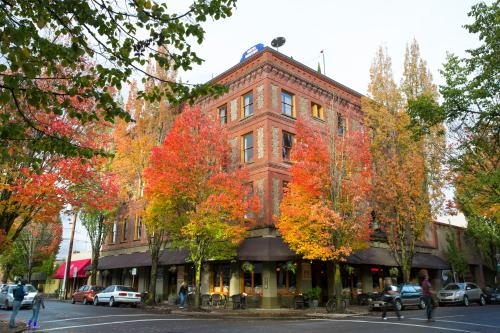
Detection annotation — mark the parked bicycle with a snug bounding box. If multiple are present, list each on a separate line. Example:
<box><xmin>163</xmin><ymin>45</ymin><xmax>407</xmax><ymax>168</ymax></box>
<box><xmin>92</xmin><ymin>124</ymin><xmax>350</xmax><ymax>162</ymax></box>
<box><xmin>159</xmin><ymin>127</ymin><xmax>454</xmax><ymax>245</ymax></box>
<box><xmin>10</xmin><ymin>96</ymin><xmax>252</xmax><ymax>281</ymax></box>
<box><xmin>326</xmin><ymin>296</ymin><xmax>348</xmax><ymax>313</ymax></box>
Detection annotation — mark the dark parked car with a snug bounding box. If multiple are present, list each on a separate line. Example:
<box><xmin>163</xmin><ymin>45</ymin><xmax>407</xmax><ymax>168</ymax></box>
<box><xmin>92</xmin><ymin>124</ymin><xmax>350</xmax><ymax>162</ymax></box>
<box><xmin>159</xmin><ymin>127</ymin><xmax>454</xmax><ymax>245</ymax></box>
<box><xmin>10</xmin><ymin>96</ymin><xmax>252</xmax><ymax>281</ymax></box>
<box><xmin>484</xmin><ymin>286</ymin><xmax>499</xmax><ymax>304</ymax></box>
<box><xmin>72</xmin><ymin>285</ymin><xmax>104</xmax><ymax>305</ymax></box>
<box><xmin>369</xmin><ymin>284</ymin><xmax>426</xmax><ymax>311</ymax></box>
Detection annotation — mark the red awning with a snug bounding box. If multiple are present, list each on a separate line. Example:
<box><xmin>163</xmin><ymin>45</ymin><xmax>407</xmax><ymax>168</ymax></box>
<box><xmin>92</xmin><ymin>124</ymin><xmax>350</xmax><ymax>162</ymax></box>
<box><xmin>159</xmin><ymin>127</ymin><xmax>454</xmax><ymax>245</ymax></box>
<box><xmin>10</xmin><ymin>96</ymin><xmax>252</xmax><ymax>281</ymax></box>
<box><xmin>53</xmin><ymin>259</ymin><xmax>91</xmax><ymax>279</ymax></box>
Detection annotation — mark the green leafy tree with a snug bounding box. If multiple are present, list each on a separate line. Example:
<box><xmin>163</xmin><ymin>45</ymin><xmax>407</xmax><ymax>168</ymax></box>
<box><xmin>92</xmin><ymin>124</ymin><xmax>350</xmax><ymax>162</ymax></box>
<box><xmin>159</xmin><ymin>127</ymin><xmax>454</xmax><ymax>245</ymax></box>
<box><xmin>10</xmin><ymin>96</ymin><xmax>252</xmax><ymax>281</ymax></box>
<box><xmin>465</xmin><ymin>216</ymin><xmax>500</xmax><ymax>279</ymax></box>
<box><xmin>444</xmin><ymin>232</ymin><xmax>469</xmax><ymax>282</ymax></box>
<box><xmin>0</xmin><ymin>0</ymin><xmax>236</xmax><ymax>158</ymax></box>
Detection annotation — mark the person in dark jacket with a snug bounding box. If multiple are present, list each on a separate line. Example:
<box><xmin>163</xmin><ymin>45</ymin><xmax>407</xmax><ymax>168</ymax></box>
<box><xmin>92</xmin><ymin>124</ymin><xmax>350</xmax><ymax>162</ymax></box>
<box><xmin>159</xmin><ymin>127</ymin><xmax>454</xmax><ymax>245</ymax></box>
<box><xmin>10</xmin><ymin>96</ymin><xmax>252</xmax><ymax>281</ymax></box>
<box><xmin>421</xmin><ymin>274</ymin><xmax>435</xmax><ymax>322</ymax></box>
<box><xmin>28</xmin><ymin>292</ymin><xmax>45</xmax><ymax>329</ymax></box>
<box><xmin>381</xmin><ymin>278</ymin><xmax>403</xmax><ymax>321</ymax></box>
<box><xmin>9</xmin><ymin>280</ymin><xmax>27</xmax><ymax>328</ymax></box>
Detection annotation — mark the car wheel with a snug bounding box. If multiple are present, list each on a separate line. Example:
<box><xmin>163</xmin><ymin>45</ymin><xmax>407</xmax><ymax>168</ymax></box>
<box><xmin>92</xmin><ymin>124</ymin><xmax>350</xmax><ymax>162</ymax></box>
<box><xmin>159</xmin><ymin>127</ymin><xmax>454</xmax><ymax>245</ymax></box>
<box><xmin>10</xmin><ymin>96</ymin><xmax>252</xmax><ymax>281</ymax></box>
<box><xmin>109</xmin><ymin>297</ymin><xmax>115</xmax><ymax>307</ymax></box>
<box><xmin>93</xmin><ymin>297</ymin><xmax>99</xmax><ymax>306</ymax></box>
<box><xmin>419</xmin><ymin>298</ymin><xmax>426</xmax><ymax>309</ymax></box>
<box><xmin>83</xmin><ymin>298</ymin><xmax>88</xmax><ymax>305</ymax></box>
<box><xmin>479</xmin><ymin>295</ymin><xmax>486</xmax><ymax>306</ymax></box>
<box><xmin>71</xmin><ymin>297</ymin><xmax>76</xmax><ymax>304</ymax></box>
<box><xmin>463</xmin><ymin>295</ymin><xmax>469</xmax><ymax>307</ymax></box>
<box><xmin>395</xmin><ymin>300</ymin><xmax>403</xmax><ymax>312</ymax></box>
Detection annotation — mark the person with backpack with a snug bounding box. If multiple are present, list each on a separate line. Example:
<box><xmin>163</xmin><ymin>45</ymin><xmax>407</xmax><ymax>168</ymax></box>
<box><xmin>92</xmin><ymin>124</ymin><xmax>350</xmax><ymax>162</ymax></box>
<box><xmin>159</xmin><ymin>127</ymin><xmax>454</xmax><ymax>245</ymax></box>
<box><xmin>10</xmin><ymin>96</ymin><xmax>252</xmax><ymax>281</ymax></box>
<box><xmin>381</xmin><ymin>278</ymin><xmax>403</xmax><ymax>321</ymax></box>
<box><xmin>28</xmin><ymin>292</ymin><xmax>45</xmax><ymax>329</ymax></box>
<box><xmin>9</xmin><ymin>279</ymin><xmax>27</xmax><ymax>328</ymax></box>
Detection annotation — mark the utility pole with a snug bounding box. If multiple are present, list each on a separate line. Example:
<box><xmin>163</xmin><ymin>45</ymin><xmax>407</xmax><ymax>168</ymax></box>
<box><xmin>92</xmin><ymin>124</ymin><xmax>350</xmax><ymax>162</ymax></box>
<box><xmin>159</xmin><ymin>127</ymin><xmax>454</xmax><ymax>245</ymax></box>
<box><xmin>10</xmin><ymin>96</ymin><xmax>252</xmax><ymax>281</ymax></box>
<box><xmin>62</xmin><ymin>210</ymin><xmax>78</xmax><ymax>300</ymax></box>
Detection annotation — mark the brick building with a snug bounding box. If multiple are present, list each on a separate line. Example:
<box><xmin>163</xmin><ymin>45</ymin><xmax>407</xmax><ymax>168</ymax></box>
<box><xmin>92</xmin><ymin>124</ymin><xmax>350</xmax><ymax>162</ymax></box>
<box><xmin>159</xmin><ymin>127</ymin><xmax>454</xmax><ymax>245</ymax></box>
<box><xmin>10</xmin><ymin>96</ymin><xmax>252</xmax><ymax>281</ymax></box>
<box><xmin>97</xmin><ymin>47</ymin><xmax>486</xmax><ymax>308</ymax></box>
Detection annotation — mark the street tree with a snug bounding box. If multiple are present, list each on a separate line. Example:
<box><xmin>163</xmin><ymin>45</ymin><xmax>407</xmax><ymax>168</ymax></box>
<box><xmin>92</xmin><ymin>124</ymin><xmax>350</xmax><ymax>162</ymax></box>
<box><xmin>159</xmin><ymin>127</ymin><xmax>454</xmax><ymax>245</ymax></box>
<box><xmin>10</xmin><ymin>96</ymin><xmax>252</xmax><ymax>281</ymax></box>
<box><xmin>144</xmin><ymin>106</ymin><xmax>255</xmax><ymax>307</ymax></box>
<box><xmin>444</xmin><ymin>232</ymin><xmax>469</xmax><ymax>282</ymax></box>
<box><xmin>9</xmin><ymin>220</ymin><xmax>62</xmax><ymax>283</ymax></box>
<box><xmin>0</xmin><ymin>0</ymin><xmax>236</xmax><ymax>159</ymax></box>
<box><xmin>277</xmin><ymin>120</ymin><xmax>372</xmax><ymax>304</ymax></box>
<box><xmin>364</xmin><ymin>46</ymin><xmax>431</xmax><ymax>283</ymax></box>
<box><xmin>112</xmin><ymin>63</ymin><xmax>178</xmax><ymax>302</ymax></box>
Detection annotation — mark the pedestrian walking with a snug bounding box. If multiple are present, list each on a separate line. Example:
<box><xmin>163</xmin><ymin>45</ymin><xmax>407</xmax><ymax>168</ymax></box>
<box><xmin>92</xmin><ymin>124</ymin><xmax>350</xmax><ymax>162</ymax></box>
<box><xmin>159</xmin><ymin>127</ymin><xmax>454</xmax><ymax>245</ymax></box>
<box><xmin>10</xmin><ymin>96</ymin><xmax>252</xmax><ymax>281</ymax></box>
<box><xmin>421</xmin><ymin>273</ymin><xmax>435</xmax><ymax>322</ymax></box>
<box><xmin>381</xmin><ymin>278</ymin><xmax>403</xmax><ymax>321</ymax></box>
<box><xmin>28</xmin><ymin>292</ymin><xmax>45</xmax><ymax>329</ymax></box>
<box><xmin>9</xmin><ymin>279</ymin><xmax>27</xmax><ymax>328</ymax></box>
<box><xmin>178</xmin><ymin>282</ymin><xmax>188</xmax><ymax>309</ymax></box>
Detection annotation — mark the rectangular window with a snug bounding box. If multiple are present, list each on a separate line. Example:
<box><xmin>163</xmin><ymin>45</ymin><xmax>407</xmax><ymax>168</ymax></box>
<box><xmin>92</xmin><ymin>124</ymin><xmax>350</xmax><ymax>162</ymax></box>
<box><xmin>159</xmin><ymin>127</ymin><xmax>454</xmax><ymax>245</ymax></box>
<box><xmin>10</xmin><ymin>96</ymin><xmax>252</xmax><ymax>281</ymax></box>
<box><xmin>219</xmin><ymin>105</ymin><xmax>227</xmax><ymax>125</ymax></box>
<box><xmin>281</xmin><ymin>91</ymin><xmax>295</xmax><ymax>117</ymax></box>
<box><xmin>311</xmin><ymin>102</ymin><xmax>324</xmax><ymax>120</ymax></box>
<box><xmin>212</xmin><ymin>264</ymin><xmax>230</xmax><ymax>294</ymax></box>
<box><xmin>282</xmin><ymin>131</ymin><xmax>294</xmax><ymax>161</ymax></box>
<box><xmin>242</xmin><ymin>92</ymin><xmax>253</xmax><ymax>118</ymax></box>
<box><xmin>135</xmin><ymin>216</ymin><xmax>142</xmax><ymax>240</ymax></box>
<box><xmin>337</xmin><ymin>113</ymin><xmax>345</xmax><ymax>136</ymax></box>
<box><xmin>242</xmin><ymin>132</ymin><xmax>253</xmax><ymax>163</ymax></box>
<box><xmin>122</xmin><ymin>219</ymin><xmax>128</xmax><ymax>241</ymax></box>
<box><xmin>111</xmin><ymin>222</ymin><xmax>117</xmax><ymax>244</ymax></box>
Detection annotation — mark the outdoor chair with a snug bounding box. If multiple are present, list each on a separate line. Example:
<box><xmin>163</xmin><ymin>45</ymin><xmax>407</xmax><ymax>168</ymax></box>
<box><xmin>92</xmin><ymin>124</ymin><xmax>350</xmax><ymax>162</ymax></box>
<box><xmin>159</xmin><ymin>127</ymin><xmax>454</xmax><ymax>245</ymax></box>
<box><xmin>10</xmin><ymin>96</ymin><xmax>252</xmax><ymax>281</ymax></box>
<box><xmin>201</xmin><ymin>294</ymin><xmax>212</xmax><ymax>308</ymax></box>
<box><xmin>211</xmin><ymin>294</ymin><xmax>224</xmax><ymax>308</ymax></box>
<box><xmin>293</xmin><ymin>295</ymin><xmax>305</xmax><ymax>309</ymax></box>
<box><xmin>231</xmin><ymin>294</ymin><xmax>245</xmax><ymax>310</ymax></box>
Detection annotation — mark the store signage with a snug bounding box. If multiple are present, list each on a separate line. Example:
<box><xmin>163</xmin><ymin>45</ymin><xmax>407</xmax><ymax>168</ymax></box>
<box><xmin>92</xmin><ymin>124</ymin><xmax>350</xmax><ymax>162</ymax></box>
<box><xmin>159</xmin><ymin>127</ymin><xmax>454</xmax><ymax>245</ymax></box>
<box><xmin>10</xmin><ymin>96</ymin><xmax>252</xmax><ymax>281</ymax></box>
<box><xmin>240</xmin><ymin>43</ymin><xmax>264</xmax><ymax>63</ymax></box>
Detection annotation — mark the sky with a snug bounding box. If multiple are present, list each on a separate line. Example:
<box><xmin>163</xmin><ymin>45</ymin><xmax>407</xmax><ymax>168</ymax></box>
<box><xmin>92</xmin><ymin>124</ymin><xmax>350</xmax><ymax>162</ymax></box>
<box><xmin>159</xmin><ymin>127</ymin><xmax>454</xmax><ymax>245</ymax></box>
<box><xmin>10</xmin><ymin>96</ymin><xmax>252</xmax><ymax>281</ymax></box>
<box><xmin>60</xmin><ymin>0</ymin><xmax>483</xmax><ymax>259</ymax></box>
<box><xmin>179</xmin><ymin>0</ymin><xmax>482</xmax><ymax>93</ymax></box>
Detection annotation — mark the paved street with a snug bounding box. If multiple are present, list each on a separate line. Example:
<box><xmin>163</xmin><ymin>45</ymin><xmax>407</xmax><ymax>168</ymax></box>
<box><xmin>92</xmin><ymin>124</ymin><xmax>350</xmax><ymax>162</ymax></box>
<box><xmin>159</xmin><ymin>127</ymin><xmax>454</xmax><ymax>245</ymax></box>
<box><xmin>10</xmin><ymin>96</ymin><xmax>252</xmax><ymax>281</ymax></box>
<box><xmin>1</xmin><ymin>301</ymin><xmax>499</xmax><ymax>333</ymax></box>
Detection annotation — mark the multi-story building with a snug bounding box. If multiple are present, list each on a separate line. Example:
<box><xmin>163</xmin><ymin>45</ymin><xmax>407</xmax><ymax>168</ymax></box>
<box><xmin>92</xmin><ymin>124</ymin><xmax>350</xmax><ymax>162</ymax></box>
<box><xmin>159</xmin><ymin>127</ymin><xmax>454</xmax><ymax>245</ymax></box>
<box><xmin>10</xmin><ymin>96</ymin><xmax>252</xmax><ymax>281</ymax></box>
<box><xmin>97</xmin><ymin>47</ymin><xmax>487</xmax><ymax>308</ymax></box>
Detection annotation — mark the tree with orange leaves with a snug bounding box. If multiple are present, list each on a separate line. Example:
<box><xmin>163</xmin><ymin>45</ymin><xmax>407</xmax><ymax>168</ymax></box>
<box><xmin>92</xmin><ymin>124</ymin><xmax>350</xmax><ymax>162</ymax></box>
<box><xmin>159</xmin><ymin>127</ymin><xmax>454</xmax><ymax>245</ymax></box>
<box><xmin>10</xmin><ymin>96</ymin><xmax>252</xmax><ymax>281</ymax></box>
<box><xmin>144</xmin><ymin>106</ymin><xmax>256</xmax><ymax>307</ymax></box>
<box><xmin>277</xmin><ymin>119</ymin><xmax>372</xmax><ymax>303</ymax></box>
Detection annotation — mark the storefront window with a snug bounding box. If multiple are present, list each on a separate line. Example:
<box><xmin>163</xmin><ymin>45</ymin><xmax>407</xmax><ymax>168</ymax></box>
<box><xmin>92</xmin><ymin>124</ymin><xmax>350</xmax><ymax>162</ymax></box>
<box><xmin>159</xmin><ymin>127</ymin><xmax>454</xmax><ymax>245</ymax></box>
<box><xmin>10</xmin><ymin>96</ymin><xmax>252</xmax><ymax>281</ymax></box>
<box><xmin>277</xmin><ymin>267</ymin><xmax>296</xmax><ymax>294</ymax></box>
<box><xmin>242</xmin><ymin>262</ymin><xmax>262</xmax><ymax>295</ymax></box>
<box><xmin>212</xmin><ymin>264</ymin><xmax>230</xmax><ymax>294</ymax></box>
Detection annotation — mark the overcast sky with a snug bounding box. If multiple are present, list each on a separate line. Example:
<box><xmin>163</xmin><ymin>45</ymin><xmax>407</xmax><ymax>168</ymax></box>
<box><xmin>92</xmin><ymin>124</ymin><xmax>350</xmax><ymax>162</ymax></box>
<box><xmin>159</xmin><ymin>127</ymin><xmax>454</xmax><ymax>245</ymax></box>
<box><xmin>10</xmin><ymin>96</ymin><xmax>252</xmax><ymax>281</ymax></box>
<box><xmin>179</xmin><ymin>0</ymin><xmax>481</xmax><ymax>94</ymax></box>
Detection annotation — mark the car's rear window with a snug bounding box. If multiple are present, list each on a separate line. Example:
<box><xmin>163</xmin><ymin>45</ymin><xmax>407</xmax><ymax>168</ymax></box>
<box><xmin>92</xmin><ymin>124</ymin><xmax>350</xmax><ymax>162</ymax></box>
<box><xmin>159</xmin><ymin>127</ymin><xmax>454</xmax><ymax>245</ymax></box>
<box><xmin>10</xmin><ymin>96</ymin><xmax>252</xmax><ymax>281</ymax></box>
<box><xmin>24</xmin><ymin>285</ymin><xmax>37</xmax><ymax>293</ymax></box>
<box><xmin>116</xmin><ymin>286</ymin><xmax>135</xmax><ymax>292</ymax></box>
<box><xmin>444</xmin><ymin>284</ymin><xmax>460</xmax><ymax>290</ymax></box>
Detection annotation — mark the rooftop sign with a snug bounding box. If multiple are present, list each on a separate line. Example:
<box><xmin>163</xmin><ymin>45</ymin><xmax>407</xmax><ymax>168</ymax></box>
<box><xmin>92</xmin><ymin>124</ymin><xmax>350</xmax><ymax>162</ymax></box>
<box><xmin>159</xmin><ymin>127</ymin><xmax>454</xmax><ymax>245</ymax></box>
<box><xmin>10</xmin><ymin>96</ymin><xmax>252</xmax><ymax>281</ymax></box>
<box><xmin>240</xmin><ymin>43</ymin><xmax>264</xmax><ymax>63</ymax></box>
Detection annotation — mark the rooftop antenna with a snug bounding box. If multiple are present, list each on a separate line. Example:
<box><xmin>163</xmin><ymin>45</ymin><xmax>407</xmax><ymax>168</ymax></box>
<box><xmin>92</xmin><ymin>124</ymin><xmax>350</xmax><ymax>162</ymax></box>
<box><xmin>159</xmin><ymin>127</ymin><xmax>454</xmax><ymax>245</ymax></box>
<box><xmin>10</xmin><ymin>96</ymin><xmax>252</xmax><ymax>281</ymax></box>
<box><xmin>271</xmin><ymin>37</ymin><xmax>286</xmax><ymax>52</ymax></box>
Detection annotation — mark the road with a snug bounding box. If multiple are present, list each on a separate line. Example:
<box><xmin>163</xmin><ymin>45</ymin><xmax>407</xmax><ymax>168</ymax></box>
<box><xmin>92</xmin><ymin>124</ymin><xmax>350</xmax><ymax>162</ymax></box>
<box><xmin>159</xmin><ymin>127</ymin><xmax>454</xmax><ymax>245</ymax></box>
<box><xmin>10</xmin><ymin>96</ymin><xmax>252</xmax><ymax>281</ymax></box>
<box><xmin>1</xmin><ymin>300</ymin><xmax>499</xmax><ymax>333</ymax></box>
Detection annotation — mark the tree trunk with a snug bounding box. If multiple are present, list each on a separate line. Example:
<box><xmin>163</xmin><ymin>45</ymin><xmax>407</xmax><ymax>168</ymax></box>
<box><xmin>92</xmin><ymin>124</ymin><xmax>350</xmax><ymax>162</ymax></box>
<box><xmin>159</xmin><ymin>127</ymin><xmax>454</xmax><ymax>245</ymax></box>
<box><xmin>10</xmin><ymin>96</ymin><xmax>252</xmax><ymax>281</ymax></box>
<box><xmin>194</xmin><ymin>260</ymin><xmax>202</xmax><ymax>309</ymax></box>
<box><xmin>90</xmin><ymin>249</ymin><xmax>99</xmax><ymax>285</ymax></box>
<box><xmin>333</xmin><ymin>262</ymin><xmax>343</xmax><ymax>311</ymax></box>
<box><xmin>149</xmin><ymin>250</ymin><xmax>159</xmax><ymax>304</ymax></box>
<box><xmin>402</xmin><ymin>262</ymin><xmax>411</xmax><ymax>283</ymax></box>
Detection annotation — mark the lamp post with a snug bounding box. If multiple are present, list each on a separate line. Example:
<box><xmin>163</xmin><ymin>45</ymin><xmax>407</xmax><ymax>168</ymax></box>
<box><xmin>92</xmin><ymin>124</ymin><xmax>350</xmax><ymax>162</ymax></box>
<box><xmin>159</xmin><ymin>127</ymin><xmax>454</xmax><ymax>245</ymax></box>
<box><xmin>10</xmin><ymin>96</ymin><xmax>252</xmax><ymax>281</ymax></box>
<box><xmin>61</xmin><ymin>210</ymin><xmax>78</xmax><ymax>300</ymax></box>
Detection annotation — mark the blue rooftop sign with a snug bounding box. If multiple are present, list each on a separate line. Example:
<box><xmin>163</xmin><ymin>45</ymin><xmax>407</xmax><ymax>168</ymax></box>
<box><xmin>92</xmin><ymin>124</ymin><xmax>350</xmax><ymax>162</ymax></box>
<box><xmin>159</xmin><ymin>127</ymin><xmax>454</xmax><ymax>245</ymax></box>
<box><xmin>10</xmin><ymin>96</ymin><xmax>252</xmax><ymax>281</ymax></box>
<box><xmin>240</xmin><ymin>43</ymin><xmax>265</xmax><ymax>63</ymax></box>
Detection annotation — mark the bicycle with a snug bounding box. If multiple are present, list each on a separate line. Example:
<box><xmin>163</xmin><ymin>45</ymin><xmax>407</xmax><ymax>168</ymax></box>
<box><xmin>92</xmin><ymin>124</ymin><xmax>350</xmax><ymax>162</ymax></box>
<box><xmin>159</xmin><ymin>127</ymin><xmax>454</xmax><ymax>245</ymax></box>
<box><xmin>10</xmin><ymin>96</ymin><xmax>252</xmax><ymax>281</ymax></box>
<box><xmin>326</xmin><ymin>296</ymin><xmax>348</xmax><ymax>313</ymax></box>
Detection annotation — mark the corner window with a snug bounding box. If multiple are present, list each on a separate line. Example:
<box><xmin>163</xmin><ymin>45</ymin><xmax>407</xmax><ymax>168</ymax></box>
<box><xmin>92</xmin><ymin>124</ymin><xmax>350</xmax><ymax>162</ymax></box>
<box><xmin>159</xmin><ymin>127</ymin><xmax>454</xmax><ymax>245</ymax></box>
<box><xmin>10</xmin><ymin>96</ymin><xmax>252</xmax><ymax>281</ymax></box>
<box><xmin>242</xmin><ymin>132</ymin><xmax>253</xmax><ymax>163</ymax></box>
<box><xmin>282</xmin><ymin>131</ymin><xmax>294</xmax><ymax>161</ymax></box>
<box><xmin>337</xmin><ymin>113</ymin><xmax>345</xmax><ymax>136</ymax></box>
<box><xmin>242</xmin><ymin>92</ymin><xmax>253</xmax><ymax>118</ymax></box>
<box><xmin>311</xmin><ymin>102</ymin><xmax>324</xmax><ymax>120</ymax></box>
<box><xmin>219</xmin><ymin>105</ymin><xmax>227</xmax><ymax>125</ymax></box>
<box><xmin>281</xmin><ymin>91</ymin><xmax>295</xmax><ymax>117</ymax></box>
<box><xmin>135</xmin><ymin>216</ymin><xmax>142</xmax><ymax>240</ymax></box>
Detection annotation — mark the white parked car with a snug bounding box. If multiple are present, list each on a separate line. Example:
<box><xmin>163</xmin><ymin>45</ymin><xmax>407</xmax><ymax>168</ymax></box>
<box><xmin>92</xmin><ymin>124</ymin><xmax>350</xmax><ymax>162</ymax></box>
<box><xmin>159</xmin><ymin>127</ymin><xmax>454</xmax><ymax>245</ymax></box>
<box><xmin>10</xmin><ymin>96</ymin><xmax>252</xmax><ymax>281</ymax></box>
<box><xmin>93</xmin><ymin>285</ymin><xmax>141</xmax><ymax>307</ymax></box>
<box><xmin>0</xmin><ymin>284</ymin><xmax>38</xmax><ymax>309</ymax></box>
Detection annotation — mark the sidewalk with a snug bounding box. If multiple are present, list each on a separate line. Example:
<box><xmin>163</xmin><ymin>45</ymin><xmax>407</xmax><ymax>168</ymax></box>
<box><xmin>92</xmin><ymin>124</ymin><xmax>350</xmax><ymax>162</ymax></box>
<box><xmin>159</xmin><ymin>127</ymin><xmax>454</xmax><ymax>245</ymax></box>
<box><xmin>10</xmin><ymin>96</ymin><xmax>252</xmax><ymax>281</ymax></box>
<box><xmin>143</xmin><ymin>304</ymin><xmax>370</xmax><ymax>319</ymax></box>
<box><xmin>0</xmin><ymin>319</ymin><xmax>27</xmax><ymax>332</ymax></box>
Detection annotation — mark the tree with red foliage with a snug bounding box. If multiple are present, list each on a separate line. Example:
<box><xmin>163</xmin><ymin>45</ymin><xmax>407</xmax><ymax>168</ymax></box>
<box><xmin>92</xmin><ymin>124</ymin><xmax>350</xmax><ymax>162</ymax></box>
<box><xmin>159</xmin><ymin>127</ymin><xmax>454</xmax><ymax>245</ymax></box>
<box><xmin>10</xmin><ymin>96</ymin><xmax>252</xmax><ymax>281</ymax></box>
<box><xmin>277</xmin><ymin>120</ymin><xmax>372</xmax><ymax>303</ymax></box>
<box><xmin>144</xmin><ymin>106</ymin><xmax>256</xmax><ymax>307</ymax></box>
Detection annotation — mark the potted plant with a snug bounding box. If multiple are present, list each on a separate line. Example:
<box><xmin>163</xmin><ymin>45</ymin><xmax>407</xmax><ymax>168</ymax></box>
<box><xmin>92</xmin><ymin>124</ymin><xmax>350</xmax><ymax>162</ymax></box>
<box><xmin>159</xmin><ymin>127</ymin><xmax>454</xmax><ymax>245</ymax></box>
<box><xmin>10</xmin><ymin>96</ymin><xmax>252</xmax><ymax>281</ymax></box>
<box><xmin>241</xmin><ymin>261</ymin><xmax>254</xmax><ymax>273</ymax></box>
<box><xmin>307</xmin><ymin>287</ymin><xmax>321</xmax><ymax>309</ymax></box>
<box><xmin>389</xmin><ymin>267</ymin><xmax>399</xmax><ymax>284</ymax></box>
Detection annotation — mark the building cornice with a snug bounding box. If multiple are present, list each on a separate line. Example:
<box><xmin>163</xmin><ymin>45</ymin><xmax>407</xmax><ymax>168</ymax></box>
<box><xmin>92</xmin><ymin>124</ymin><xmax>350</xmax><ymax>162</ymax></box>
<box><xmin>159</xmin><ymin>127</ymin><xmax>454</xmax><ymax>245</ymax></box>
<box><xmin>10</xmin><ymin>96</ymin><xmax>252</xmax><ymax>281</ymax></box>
<box><xmin>200</xmin><ymin>60</ymin><xmax>362</xmax><ymax>112</ymax></box>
